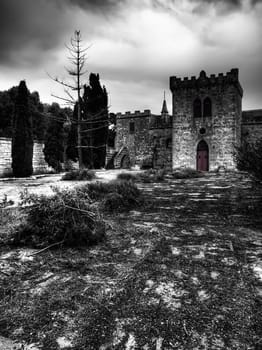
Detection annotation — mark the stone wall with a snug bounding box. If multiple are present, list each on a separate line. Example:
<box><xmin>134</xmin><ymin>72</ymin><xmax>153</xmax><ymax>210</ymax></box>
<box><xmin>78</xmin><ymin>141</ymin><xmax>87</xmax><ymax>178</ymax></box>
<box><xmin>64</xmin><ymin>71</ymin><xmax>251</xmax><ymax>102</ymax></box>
<box><xmin>115</xmin><ymin>110</ymin><xmax>152</xmax><ymax>167</ymax></box>
<box><xmin>242</xmin><ymin>109</ymin><xmax>262</xmax><ymax>144</ymax></box>
<box><xmin>0</xmin><ymin>138</ymin><xmax>12</xmax><ymax>176</ymax></box>
<box><xmin>32</xmin><ymin>141</ymin><xmax>51</xmax><ymax>173</ymax></box>
<box><xmin>0</xmin><ymin>137</ymin><xmax>50</xmax><ymax>176</ymax></box>
<box><xmin>170</xmin><ymin>69</ymin><xmax>243</xmax><ymax>170</ymax></box>
<box><xmin>149</xmin><ymin>115</ymin><xmax>172</xmax><ymax>169</ymax></box>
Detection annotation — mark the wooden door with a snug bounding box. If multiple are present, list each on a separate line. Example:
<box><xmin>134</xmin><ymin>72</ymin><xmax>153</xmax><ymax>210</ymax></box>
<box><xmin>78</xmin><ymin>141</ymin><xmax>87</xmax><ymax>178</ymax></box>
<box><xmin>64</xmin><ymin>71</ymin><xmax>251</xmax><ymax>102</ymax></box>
<box><xmin>197</xmin><ymin>141</ymin><xmax>209</xmax><ymax>171</ymax></box>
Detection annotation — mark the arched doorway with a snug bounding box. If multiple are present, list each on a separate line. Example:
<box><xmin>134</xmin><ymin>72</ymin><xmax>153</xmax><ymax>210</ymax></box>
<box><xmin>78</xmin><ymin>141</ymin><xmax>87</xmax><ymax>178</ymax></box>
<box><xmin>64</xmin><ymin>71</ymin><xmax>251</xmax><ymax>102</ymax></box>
<box><xmin>196</xmin><ymin>140</ymin><xmax>209</xmax><ymax>171</ymax></box>
<box><xmin>120</xmin><ymin>154</ymin><xmax>130</xmax><ymax>169</ymax></box>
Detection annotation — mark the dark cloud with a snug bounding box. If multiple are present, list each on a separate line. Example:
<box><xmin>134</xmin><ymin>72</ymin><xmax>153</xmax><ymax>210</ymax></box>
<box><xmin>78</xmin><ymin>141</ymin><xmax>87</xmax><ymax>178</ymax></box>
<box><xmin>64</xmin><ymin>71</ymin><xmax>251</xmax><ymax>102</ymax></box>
<box><xmin>251</xmin><ymin>0</ymin><xmax>262</xmax><ymax>4</ymax></box>
<box><xmin>0</xmin><ymin>0</ymin><xmax>127</xmax><ymax>68</ymax></box>
<box><xmin>191</xmin><ymin>0</ymin><xmax>242</xmax><ymax>15</ymax></box>
<box><xmin>68</xmin><ymin>0</ymin><xmax>124</xmax><ymax>11</ymax></box>
<box><xmin>0</xmin><ymin>0</ymin><xmax>73</xmax><ymax>66</ymax></box>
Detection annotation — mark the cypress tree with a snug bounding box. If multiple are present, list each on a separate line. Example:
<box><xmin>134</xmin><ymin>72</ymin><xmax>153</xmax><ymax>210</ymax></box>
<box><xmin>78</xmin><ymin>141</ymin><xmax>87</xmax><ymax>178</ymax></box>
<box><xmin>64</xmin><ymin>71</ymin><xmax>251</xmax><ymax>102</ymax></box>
<box><xmin>43</xmin><ymin>103</ymin><xmax>66</xmax><ymax>172</ymax></box>
<box><xmin>82</xmin><ymin>73</ymin><xmax>108</xmax><ymax>168</ymax></box>
<box><xmin>12</xmin><ymin>80</ymin><xmax>33</xmax><ymax>177</ymax></box>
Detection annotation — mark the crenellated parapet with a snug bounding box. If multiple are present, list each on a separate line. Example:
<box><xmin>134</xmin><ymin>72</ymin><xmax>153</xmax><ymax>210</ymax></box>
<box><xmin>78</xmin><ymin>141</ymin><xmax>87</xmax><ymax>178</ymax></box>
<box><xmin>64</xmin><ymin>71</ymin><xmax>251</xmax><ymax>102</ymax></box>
<box><xmin>116</xmin><ymin>109</ymin><xmax>151</xmax><ymax>119</ymax></box>
<box><xmin>170</xmin><ymin>68</ymin><xmax>243</xmax><ymax>97</ymax></box>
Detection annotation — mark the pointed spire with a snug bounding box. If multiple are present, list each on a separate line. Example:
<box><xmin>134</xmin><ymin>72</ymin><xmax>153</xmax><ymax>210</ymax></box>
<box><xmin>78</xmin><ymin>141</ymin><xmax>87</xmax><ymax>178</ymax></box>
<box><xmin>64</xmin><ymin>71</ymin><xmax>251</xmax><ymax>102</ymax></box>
<box><xmin>161</xmin><ymin>91</ymin><xmax>168</xmax><ymax>115</ymax></box>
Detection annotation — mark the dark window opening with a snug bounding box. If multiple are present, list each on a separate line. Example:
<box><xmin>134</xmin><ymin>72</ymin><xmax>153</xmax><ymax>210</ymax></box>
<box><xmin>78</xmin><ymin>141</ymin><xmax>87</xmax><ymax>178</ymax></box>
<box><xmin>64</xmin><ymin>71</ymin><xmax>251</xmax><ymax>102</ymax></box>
<box><xmin>193</xmin><ymin>98</ymin><xmax>202</xmax><ymax>118</ymax></box>
<box><xmin>166</xmin><ymin>138</ymin><xmax>172</xmax><ymax>148</ymax></box>
<box><xmin>129</xmin><ymin>122</ymin><xmax>135</xmax><ymax>134</ymax></box>
<box><xmin>199</xmin><ymin>127</ymin><xmax>206</xmax><ymax>135</ymax></box>
<box><xmin>203</xmin><ymin>97</ymin><xmax>212</xmax><ymax>117</ymax></box>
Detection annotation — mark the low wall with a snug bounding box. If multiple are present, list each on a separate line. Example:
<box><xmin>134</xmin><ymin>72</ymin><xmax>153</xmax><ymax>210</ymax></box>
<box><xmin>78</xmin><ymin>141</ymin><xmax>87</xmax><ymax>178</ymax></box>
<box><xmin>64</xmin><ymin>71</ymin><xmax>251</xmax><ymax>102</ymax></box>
<box><xmin>0</xmin><ymin>137</ymin><xmax>50</xmax><ymax>176</ymax></box>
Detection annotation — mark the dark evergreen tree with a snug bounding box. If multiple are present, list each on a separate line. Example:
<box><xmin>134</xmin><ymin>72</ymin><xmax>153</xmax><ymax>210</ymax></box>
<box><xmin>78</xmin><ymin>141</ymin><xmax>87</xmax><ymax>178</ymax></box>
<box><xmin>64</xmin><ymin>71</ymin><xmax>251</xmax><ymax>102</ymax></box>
<box><xmin>0</xmin><ymin>86</ymin><xmax>48</xmax><ymax>140</ymax></box>
<box><xmin>30</xmin><ymin>91</ymin><xmax>47</xmax><ymax>141</ymax></box>
<box><xmin>12</xmin><ymin>80</ymin><xmax>33</xmax><ymax>177</ymax></box>
<box><xmin>82</xmin><ymin>73</ymin><xmax>108</xmax><ymax>168</ymax></box>
<box><xmin>66</xmin><ymin>103</ymin><xmax>79</xmax><ymax>162</ymax></box>
<box><xmin>43</xmin><ymin>103</ymin><xmax>66</xmax><ymax>172</ymax></box>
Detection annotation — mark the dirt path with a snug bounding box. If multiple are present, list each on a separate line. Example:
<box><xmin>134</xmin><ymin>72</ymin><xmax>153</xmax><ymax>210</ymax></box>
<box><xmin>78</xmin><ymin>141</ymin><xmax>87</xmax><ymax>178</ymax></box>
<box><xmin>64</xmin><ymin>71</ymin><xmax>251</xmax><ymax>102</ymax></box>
<box><xmin>0</xmin><ymin>171</ymin><xmax>262</xmax><ymax>349</ymax></box>
<box><xmin>75</xmin><ymin>172</ymin><xmax>262</xmax><ymax>349</ymax></box>
<box><xmin>0</xmin><ymin>170</ymin><xmax>130</xmax><ymax>205</ymax></box>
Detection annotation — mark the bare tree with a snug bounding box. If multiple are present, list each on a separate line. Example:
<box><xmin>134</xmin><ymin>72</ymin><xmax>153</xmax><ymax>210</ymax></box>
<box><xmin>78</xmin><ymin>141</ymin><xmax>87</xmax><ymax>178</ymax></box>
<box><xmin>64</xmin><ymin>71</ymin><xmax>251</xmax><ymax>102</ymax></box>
<box><xmin>49</xmin><ymin>30</ymin><xmax>89</xmax><ymax>168</ymax></box>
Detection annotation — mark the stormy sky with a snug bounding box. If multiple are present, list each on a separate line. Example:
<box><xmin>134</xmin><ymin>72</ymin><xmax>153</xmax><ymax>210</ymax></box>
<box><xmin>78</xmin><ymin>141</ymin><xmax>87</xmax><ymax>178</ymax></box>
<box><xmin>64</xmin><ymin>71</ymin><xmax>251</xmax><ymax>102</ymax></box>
<box><xmin>0</xmin><ymin>0</ymin><xmax>261</xmax><ymax>113</ymax></box>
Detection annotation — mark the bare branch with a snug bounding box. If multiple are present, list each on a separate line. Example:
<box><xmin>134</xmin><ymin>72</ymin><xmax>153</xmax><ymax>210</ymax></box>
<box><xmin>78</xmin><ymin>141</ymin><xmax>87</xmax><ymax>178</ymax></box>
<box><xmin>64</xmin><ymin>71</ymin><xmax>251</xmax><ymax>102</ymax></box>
<box><xmin>51</xmin><ymin>94</ymin><xmax>75</xmax><ymax>104</ymax></box>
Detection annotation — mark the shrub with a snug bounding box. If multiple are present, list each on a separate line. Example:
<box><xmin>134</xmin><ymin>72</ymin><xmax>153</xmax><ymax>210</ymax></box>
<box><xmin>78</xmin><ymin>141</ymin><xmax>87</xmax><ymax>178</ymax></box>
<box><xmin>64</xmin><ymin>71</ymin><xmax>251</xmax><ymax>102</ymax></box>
<box><xmin>234</xmin><ymin>140</ymin><xmax>262</xmax><ymax>180</ymax></box>
<box><xmin>116</xmin><ymin>172</ymin><xmax>137</xmax><ymax>182</ymax></box>
<box><xmin>171</xmin><ymin>168</ymin><xmax>202</xmax><ymax>179</ymax></box>
<box><xmin>13</xmin><ymin>187</ymin><xmax>105</xmax><ymax>247</ymax></box>
<box><xmin>82</xmin><ymin>180</ymin><xmax>143</xmax><ymax>211</ymax></box>
<box><xmin>138</xmin><ymin>169</ymin><xmax>166</xmax><ymax>183</ymax></box>
<box><xmin>62</xmin><ymin>169</ymin><xmax>96</xmax><ymax>181</ymax></box>
<box><xmin>0</xmin><ymin>194</ymin><xmax>14</xmax><ymax>208</ymax></box>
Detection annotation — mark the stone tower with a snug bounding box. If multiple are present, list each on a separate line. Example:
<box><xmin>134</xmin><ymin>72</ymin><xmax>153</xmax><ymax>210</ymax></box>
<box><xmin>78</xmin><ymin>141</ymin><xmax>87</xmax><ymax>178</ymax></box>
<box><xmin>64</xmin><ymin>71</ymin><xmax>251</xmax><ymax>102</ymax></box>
<box><xmin>169</xmin><ymin>69</ymin><xmax>243</xmax><ymax>171</ymax></box>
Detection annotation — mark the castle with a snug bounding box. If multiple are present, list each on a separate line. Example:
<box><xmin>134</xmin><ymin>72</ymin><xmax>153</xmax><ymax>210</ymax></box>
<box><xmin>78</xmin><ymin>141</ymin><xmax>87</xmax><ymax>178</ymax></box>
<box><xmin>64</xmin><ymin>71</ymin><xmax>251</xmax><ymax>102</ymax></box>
<box><xmin>107</xmin><ymin>68</ymin><xmax>262</xmax><ymax>171</ymax></box>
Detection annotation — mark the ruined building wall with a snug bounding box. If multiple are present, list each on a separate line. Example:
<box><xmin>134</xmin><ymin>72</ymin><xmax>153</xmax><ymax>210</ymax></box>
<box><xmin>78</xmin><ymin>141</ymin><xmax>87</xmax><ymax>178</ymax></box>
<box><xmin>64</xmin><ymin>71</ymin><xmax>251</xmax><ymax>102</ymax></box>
<box><xmin>170</xmin><ymin>69</ymin><xmax>243</xmax><ymax>170</ymax></box>
<box><xmin>115</xmin><ymin>110</ymin><xmax>152</xmax><ymax>167</ymax></box>
<box><xmin>149</xmin><ymin>115</ymin><xmax>172</xmax><ymax>169</ymax></box>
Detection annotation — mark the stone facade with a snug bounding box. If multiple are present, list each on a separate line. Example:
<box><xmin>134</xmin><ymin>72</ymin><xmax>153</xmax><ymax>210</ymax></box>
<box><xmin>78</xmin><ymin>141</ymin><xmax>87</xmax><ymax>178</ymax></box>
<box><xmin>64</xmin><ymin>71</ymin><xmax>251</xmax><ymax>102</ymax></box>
<box><xmin>114</xmin><ymin>110</ymin><xmax>152</xmax><ymax>168</ymax></box>
<box><xmin>110</xmin><ymin>68</ymin><xmax>262</xmax><ymax>171</ymax></box>
<box><xmin>0</xmin><ymin>137</ymin><xmax>50</xmax><ymax>176</ymax></box>
<box><xmin>113</xmin><ymin>108</ymin><xmax>173</xmax><ymax>169</ymax></box>
<box><xmin>170</xmin><ymin>69</ymin><xmax>243</xmax><ymax>171</ymax></box>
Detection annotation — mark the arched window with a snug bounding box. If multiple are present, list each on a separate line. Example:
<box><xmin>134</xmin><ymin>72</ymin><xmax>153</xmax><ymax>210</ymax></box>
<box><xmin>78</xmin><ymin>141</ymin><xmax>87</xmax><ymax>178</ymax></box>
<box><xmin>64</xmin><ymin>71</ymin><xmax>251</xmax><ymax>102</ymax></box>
<box><xmin>193</xmin><ymin>98</ymin><xmax>202</xmax><ymax>118</ymax></box>
<box><xmin>203</xmin><ymin>97</ymin><xmax>212</xmax><ymax>117</ymax></box>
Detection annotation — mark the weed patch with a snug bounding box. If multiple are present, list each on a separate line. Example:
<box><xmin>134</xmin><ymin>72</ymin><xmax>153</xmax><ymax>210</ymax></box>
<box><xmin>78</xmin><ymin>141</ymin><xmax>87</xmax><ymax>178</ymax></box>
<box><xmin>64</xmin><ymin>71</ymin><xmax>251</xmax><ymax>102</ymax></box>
<box><xmin>62</xmin><ymin>169</ymin><xmax>96</xmax><ymax>181</ymax></box>
<box><xmin>138</xmin><ymin>169</ymin><xmax>166</xmax><ymax>183</ymax></box>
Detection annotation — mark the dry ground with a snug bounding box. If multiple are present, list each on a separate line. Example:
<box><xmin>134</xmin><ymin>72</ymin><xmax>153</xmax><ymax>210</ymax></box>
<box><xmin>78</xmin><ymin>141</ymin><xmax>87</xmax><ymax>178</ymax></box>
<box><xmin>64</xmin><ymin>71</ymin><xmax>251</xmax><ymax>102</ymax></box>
<box><xmin>0</xmin><ymin>171</ymin><xmax>262</xmax><ymax>349</ymax></box>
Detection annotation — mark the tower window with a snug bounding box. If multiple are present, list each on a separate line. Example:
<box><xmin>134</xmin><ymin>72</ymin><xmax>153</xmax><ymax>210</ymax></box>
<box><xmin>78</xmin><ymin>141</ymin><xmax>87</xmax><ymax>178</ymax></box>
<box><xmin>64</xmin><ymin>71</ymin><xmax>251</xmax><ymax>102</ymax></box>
<box><xmin>129</xmin><ymin>122</ymin><xmax>135</xmax><ymax>134</ymax></box>
<box><xmin>203</xmin><ymin>97</ymin><xmax>212</xmax><ymax>117</ymax></box>
<box><xmin>166</xmin><ymin>138</ymin><xmax>172</xmax><ymax>148</ymax></box>
<box><xmin>193</xmin><ymin>98</ymin><xmax>202</xmax><ymax>118</ymax></box>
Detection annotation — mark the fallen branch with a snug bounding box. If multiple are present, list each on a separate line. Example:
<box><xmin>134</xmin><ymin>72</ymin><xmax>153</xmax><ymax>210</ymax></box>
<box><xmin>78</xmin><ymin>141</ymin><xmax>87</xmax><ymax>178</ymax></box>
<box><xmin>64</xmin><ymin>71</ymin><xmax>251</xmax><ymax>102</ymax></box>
<box><xmin>28</xmin><ymin>240</ymin><xmax>64</xmax><ymax>256</ymax></box>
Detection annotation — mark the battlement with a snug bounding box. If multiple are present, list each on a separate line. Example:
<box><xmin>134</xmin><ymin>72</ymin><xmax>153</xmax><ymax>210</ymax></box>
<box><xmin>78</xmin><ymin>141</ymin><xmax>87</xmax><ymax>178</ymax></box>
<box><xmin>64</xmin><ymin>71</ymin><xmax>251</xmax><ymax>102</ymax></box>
<box><xmin>170</xmin><ymin>68</ymin><xmax>243</xmax><ymax>96</ymax></box>
<box><xmin>116</xmin><ymin>109</ymin><xmax>151</xmax><ymax>119</ymax></box>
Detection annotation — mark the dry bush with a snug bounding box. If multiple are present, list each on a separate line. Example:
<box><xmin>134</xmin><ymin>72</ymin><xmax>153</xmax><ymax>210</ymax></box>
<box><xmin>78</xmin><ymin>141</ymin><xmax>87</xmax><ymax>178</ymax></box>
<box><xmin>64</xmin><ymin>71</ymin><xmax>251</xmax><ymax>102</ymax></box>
<box><xmin>82</xmin><ymin>180</ymin><xmax>143</xmax><ymax>212</ymax></box>
<box><xmin>13</xmin><ymin>187</ymin><xmax>105</xmax><ymax>247</ymax></box>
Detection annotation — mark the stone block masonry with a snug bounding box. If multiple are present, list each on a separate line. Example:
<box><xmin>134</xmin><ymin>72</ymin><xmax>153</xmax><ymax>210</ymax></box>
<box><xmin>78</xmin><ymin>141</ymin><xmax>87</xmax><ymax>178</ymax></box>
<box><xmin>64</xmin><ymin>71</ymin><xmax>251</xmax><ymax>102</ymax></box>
<box><xmin>0</xmin><ymin>138</ymin><xmax>12</xmax><ymax>176</ymax></box>
<box><xmin>170</xmin><ymin>69</ymin><xmax>243</xmax><ymax>171</ymax></box>
<box><xmin>115</xmin><ymin>110</ymin><xmax>152</xmax><ymax>167</ymax></box>
<box><xmin>112</xmin><ymin>68</ymin><xmax>261</xmax><ymax>171</ymax></box>
<box><xmin>0</xmin><ymin>137</ymin><xmax>50</xmax><ymax>177</ymax></box>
